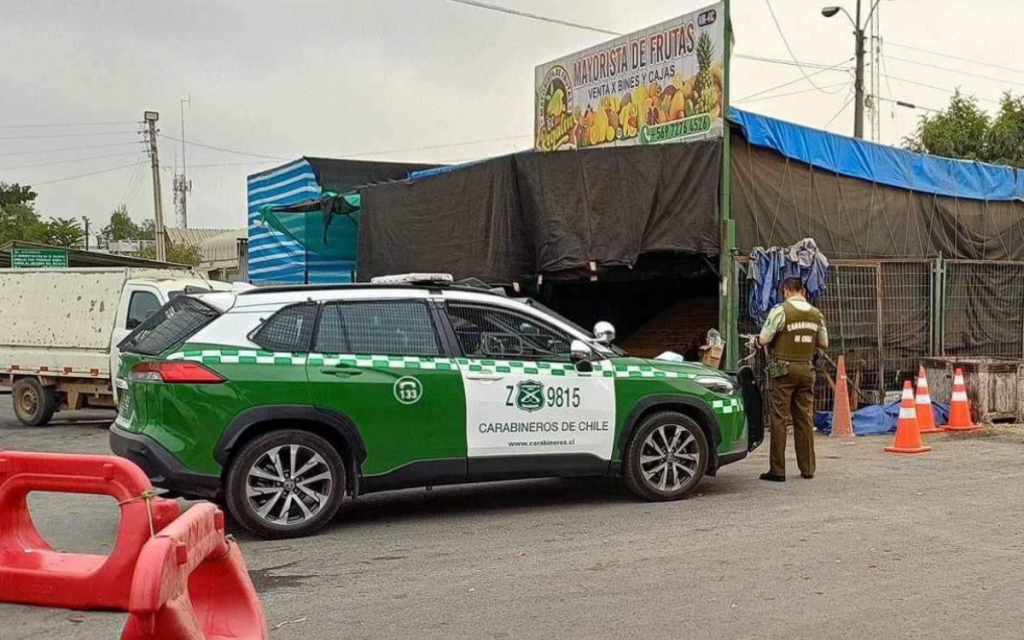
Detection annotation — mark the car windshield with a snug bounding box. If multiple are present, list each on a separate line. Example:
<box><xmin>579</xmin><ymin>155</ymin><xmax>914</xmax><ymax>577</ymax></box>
<box><xmin>520</xmin><ymin>298</ymin><xmax>629</xmax><ymax>356</ymax></box>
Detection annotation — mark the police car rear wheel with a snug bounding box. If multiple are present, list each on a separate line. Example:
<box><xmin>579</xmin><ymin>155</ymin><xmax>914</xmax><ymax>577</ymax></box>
<box><xmin>225</xmin><ymin>430</ymin><xmax>346</xmax><ymax>539</ymax></box>
<box><xmin>623</xmin><ymin>412</ymin><xmax>707</xmax><ymax>501</ymax></box>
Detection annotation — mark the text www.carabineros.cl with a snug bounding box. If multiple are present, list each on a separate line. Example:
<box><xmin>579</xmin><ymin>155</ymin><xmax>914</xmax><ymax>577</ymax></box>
<box><xmin>509</xmin><ymin>439</ymin><xmax>575</xmax><ymax>447</ymax></box>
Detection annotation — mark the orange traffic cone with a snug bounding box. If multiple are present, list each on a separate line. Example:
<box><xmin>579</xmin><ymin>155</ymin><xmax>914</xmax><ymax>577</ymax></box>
<box><xmin>942</xmin><ymin>368</ymin><xmax>981</xmax><ymax>432</ymax></box>
<box><xmin>915</xmin><ymin>366</ymin><xmax>941</xmax><ymax>434</ymax></box>
<box><xmin>885</xmin><ymin>380</ymin><xmax>932</xmax><ymax>455</ymax></box>
<box><xmin>830</xmin><ymin>355</ymin><xmax>855</xmax><ymax>441</ymax></box>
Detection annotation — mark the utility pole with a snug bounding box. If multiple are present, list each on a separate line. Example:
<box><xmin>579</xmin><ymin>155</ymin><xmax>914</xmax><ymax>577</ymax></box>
<box><xmin>81</xmin><ymin>217</ymin><xmax>90</xmax><ymax>251</ymax></box>
<box><xmin>144</xmin><ymin>111</ymin><xmax>167</xmax><ymax>262</ymax></box>
<box><xmin>173</xmin><ymin>96</ymin><xmax>192</xmax><ymax>228</ymax></box>
<box><xmin>822</xmin><ymin>1</ymin><xmax>882</xmax><ymax>140</ymax></box>
<box><xmin>853</xmin><ymin>0</ymin><xmax>865</xmax><ymax>139</ymax></box>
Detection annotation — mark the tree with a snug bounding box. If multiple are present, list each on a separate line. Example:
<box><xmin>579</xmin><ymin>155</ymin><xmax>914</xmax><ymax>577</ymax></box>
<box><xmin>986</xmin><ymin>94</ymin><xmax>1024</xmax><ymax>167</ymax></box>
<box><xmin>43</xmin><ymin>217</ymin><xmax>85</xmax><ymax>248</ymax></box>
<box><xmin>140</xmin><ymin>241</ymin><xmax>203</xmax><ymax>266</ymax></box>
<box><xmin>904</xmin><ymin>91</ymin><xmax>1024</xmax><ymax>168</ymax></box>
<box><xmin>0</xmin><ymin>182</ymin><xmax>45</xmax><ymax>245</ymax></box>
<box><xmin>101</xmin><ymin>205</ymin><xmax>144</xmax><ymax>242</ymax></box>
<box><xmin>0</xmin><ymin>202</ymin><xmax>46</xmax><ymax>245</ymax></box>
<box><xmin>140</xmin><ymin>218</ymin><xmax>156</xmax><ymax>240</ymax></box>
<box><xmin>0</xmin><ymin>182</ymin><xmax>37</xmax><ymax>209</ymax></box>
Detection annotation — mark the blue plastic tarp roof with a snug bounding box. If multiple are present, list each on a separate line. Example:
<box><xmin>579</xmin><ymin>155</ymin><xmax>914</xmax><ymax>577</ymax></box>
<box><xmin>729</xmin><ymin>108</ymin><xmax>1023</xmax><ymax>202</ymax></box>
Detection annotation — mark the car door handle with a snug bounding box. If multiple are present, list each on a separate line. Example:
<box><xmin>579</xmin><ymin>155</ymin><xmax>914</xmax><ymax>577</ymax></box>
<box><xmin>465</xmin><ymin>373</ymin><xmax>505</xmax><ymax>381</ymax></box>
<box><xmin>319</xmin><ymin>366</ymin><xmax>363</xmax><ymax>377</ymax></box>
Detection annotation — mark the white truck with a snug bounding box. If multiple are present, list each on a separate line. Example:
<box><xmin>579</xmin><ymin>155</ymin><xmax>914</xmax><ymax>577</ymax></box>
<box><xmin>0</xmin><ymin>268</ymin><xmax>232</xmax><ymax>426</ymax></box>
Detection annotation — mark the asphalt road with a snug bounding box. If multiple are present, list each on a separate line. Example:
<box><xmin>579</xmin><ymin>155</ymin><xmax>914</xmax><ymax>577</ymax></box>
<box><xmin>2</xmin><ymin>395</ymin><xmax>1023</xmax><ymax>640</ymax></box>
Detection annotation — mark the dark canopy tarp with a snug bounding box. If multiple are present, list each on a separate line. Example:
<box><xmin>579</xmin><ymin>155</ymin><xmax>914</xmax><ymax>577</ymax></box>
<box><xmin>731</xmin><ymin>132</ymin><xmax>1024</xmax><ymax>260</ymax></box>
<box><xmin>304</xmin><ymin>157</ymin><xmax>437</xmax><ymax>193</ymax></box>
<box><xmin>358</xmin><ymin>140</ymin><xmax>722</xmax><ymax>282</ymax></box>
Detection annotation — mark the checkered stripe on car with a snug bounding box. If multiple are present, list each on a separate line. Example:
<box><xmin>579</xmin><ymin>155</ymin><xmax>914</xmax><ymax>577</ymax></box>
<box><xmin>612</xmin><ymin>363</ymin><xmax>697</xmax><ymax>379</ymax></box>
<box><xmin>711</xmin><ymin>398</ymin><xmax>743</xmax><ymax>414</ymax></box>
<box><xmin>167</xmin><ymin>349</ymin><xmax>704</xmax><ymax>380</ymax></box>
<box><xmin>459</xmin><ymin>358</ymin><xmax>615</xmax><ymax>377</ymax></box>
<box><xmin>168</xmin><ymin>350</ymin><xmax>458</xmax><ymax>370</ymax></box>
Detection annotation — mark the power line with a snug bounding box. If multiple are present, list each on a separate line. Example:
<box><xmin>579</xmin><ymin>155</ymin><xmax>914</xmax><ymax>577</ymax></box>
<box><xmin>0</xmin><ymin>150</ymin><xmax>145</xmax><ymax>172</ymax></box>
<box><xmin>0</xmin><ymin>141</ymin><xmax>143</xmax><ymax>158</ymax></box>
<box><xmin>734</xmin><ymin>53</ymin><xmax>851</xmax><ymax>71</ymax></box>
<box><xmin>157</xmin><ymin>133</ymin><xmax>289</xmax><ymax>161</ymax></box>
<box><xmin>824</xmin><ymin>92</ymin><xmax>855</xmax><ymax>130</ymax></box>
<box><xmin>442</xmin><ymin>0</ymin><xmax>621</xmax><ymax>36</ymax></box>
<box><xmin>345</xmin><ymin>134</ymin><xmax>534</xmax><ymax>159</ymax></box>
<box><xmin>733</xmin><ymin>57</ymin><xmax>854</xmax><ymax>102</ymax></box>
<box><xmin>0</xmin><ymin>120</ymin><xmax>138</xmax><ymax>130</ymax></box>
<box><xmin>0</xmin><ymin>130</ymin><xmax>138</xmax><ymax>141</ymax></box>
<box><xmin>31</xmin><ymin>161</ymin><xmax>142</xmax><ymax>186</ymax></box>
<box><xmin>735</xmin><ymin>82</ymin><xmax>850</xmax><ymax>105</ymax></box>
<box><xmin>887</xmin><ymin>41</ymin><xmax>1024</xmax><ymax>77</ymax></box>
<box><xmin>763</xmin><ymin>0</ymin><xmax>846</xmax><ymax>94</ymax></box>
<box><xmin>880</xmin><ymin>74</ymin><xmax>1002</xmax><ymax>105</ymax></box>
<box><xmin>885</xmin><ymin>54</ymin><xmax>1024</xmax><ymax>90</ymax></box>
<box><xmin>119</xmin><ymin>155</ymin><xmax>149</xmax><ymax>206</ymax></box>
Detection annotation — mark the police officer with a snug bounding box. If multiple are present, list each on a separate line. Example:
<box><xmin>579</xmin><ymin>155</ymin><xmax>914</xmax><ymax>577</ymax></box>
<box><xmin>757</xmin><ymin>277</ymin><xmax>828</xmax><ymax>482</ymax></box>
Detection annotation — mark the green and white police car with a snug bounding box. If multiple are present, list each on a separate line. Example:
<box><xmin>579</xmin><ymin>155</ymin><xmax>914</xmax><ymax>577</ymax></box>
<box><xmin>110</xmin><ymin>275</ymin><xmax>763</xmax><ymax>538</ymax></box>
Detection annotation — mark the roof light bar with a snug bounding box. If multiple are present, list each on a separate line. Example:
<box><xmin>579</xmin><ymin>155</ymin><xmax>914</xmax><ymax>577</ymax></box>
<box><xmin>370</xmin><ymin>273</ymin><xmax>454</xmax><ymax>284</ymax></box>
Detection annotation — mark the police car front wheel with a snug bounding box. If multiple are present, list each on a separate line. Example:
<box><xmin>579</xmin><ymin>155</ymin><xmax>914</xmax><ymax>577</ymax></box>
<box><xmin>225</xmin><ymin>430</ymin><xmax>347</xmax><ymax>539</ymax></box>
<box><xmin>623</xmin><ymin>412</ymin><xmax>708</xmax><ymax>501</ymax></box>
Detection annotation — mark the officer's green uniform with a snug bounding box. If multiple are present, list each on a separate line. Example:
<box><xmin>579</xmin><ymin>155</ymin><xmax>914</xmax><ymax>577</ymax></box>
<box><xmin>759</xmin><ymin>295</ymin><xmax>827</xmax><ymax>478</ymax></box>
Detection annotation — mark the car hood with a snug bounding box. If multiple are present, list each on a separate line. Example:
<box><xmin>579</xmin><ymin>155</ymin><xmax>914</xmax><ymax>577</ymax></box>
<box><xmin>614</xmin><ymin>356</ymin><xmax>729</xmax><ymax>379</ymax></box>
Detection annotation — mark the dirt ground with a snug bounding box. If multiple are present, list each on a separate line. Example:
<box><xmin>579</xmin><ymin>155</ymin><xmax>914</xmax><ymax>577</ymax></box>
<box><xmin>2</xmin><ymin>396</ymin><xmax>1023</xmax><ymax>640</ymax></box>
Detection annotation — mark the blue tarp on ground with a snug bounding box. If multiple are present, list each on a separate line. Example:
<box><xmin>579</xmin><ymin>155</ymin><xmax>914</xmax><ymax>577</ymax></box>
<box><xmin>815</xmin><ymin>401</ymin><xmax>951</xmax><ymax>436</ymax></box>
<box><xmin>728</xmin><ymin>108</ymin><xmax>1023</xmax><ymax>202</ymax></box>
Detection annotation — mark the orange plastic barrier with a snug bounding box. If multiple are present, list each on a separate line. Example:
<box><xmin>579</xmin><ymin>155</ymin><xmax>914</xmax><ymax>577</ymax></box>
<box><xmin>121</xmin><ymin>503</ymin><xmax>268</xmax><ymax>640</ymax></box>
<box><xmin>0</xmin><ymin>451</ymin><xmax>180</xmax><ymax>610</ymax></box>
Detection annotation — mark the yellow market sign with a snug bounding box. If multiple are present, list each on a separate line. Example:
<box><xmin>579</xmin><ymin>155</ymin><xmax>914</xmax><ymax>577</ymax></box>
<box><xmin>535</xmin><ymin>2</ymin><xmax>725</xmax><ymax>152</ymax></box>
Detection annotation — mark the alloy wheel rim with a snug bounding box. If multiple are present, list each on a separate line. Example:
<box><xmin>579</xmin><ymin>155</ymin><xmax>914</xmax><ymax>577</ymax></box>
<box><xmin>246</xmin><ymin>444</ymin><xmax>333</xmax><ymax>526</ymax></box>
<box><xmin>640</xmin><ymin>424</ymin><xmax>700</xmax><ymax>492</ymax></box>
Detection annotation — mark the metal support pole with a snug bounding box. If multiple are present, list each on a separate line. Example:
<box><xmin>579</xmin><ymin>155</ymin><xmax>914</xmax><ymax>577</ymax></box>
<box><xmin>720</xmin><ymin>0</ymin><xmax>738</xmax><ymax>369</ymax></box>
<box><xmin>144</xmin><ymin>111</ymin><xmax>167</xmax><ymax>263</ymax></box>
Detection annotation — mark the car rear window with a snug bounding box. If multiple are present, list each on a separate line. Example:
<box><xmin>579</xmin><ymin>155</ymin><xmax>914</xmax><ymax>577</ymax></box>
<box><xmin>118</xmin><ymin>296</ymin><xmax>221</xmax><ymax>356</ymax></box>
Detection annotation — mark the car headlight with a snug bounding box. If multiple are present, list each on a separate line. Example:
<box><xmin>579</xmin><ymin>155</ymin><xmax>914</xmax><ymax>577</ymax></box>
<box><xmin>694</xmin><ymin>376</ymin><xmax>736</xmax><ymax>396</ymax></box>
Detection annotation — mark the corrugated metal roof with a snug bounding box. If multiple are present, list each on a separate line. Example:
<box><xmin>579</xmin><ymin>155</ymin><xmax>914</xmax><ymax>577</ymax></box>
<box><xmin>0</xmin><ymin>240</ymin><xmax>189</xmax><ymax>269</ymax></box>
<box><xmin>199</xmin><ymin>229</ymin><xmax>247</xmax><ymax>266</ymax></box>
<box><xmin>165</xmin><ymin>227</ymin><xmax>234</xmax><ymax>246</ymax></box>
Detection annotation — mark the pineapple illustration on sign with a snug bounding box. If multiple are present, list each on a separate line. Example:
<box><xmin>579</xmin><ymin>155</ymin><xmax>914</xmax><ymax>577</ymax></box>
<box><xmin>693</xmin><ymin>31</ymin><xmax>718</xmax><ymax>118</ymax></box>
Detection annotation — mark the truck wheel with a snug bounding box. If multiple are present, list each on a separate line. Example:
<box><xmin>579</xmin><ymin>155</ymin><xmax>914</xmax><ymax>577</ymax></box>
<box><xmin>12</xmin><ymin>378</ymin><xmax>57</xmax><ymax>427</ymax></box>
<box><xmin>225</xmin><ymin>430</ymin><xmax>346</xmax><ymax>539</ymax></box>
<box><xmin>623</xmin><ymin>411</ymin><xmax>708</xmax><ymax>502</ymax></box>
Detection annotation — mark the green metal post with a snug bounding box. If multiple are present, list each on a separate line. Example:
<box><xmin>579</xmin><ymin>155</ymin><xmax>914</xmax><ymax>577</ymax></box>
<box><xmin>719</xmin><ymin>0</ymin><xmax>738</xmax><ymax>368</ymax></box>
<box><xmin>935</xmin><ymin>253</ymin><xmax>946</xmax><ymax>355</ymax></box>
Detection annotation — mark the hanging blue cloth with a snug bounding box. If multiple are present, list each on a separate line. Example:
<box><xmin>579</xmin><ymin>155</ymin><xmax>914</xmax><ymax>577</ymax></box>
<box><xmin>747</xmin><ymin>238</ymin><xmax>830</xmax><ymax>328</ymax></box>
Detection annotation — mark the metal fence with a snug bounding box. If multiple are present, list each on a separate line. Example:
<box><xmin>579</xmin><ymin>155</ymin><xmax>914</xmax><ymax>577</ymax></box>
<box><xmin>737</xmin><ymin>257</ymin><xmax>1024</xmax><ymax>412</ymax></box>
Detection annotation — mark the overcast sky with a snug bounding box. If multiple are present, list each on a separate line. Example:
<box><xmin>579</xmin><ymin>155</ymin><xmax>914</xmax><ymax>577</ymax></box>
<box><xmin>1</xmin><ymin>0</ymin><xmax>1022</xmax><ymax>235</ymax></box>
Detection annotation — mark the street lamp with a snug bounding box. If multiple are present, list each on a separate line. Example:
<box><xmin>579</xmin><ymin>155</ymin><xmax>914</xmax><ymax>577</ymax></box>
<box><xmin>821</xmin><ymin>1</ymin><xmax>881</xmax><ymax>139</ymax></box>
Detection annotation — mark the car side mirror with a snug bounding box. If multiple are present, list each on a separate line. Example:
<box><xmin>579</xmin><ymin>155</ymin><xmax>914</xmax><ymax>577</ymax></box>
<box><xmin>593</xmin><ymin>321</ymin><xmax>616</xmax><ymax>345</ymax></box>
<box><xmin>570</xmin><ymin>340</ymin><xmax>594</xmax><ymax>373</ymax></box>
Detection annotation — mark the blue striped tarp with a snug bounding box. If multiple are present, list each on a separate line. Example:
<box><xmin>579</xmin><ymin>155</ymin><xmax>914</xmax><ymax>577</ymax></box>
<box><xmin>246</xmin><ymin>159</ymin><xmax>356</xmax><ymax>285</ymax></box>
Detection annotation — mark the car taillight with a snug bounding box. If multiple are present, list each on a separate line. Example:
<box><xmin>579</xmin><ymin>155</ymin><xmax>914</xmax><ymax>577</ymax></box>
<box><xmin>130</xmin><ymin>361</ymin><xmax>225</xmax><ymax>384</ymax></box>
